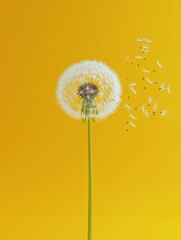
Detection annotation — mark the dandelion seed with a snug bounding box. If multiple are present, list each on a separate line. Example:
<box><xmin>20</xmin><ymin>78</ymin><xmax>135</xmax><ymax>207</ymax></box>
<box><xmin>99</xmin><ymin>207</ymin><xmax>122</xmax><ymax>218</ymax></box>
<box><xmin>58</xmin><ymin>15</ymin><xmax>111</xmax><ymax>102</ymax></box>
<box><xmin>144</xmin><ymin>38</ymin><xmax>152</xmax><ymax>43</ymax></box>
<box><xmin>141</xmin><ymin>45</ymin><xmax>150</xmax><ymax>53</ymax></box>
<box><xmin>129</xmin><ymin>121</ymin><xmax>136</xmax><ymax>128</ymax></box>
<box><xmin>142</xmin><ymin>105</ymin><xmax>146</xmax><ymax>114</ymax></box>
<box><xmin>167</xmin><ymin>85</ymin><xmax>171</xmax><ymax>94</ymax></box>
<box><xmin>159</xmin><ymin>83</ymin><xmax>165</xmax><ymax>91</ymax></box>
<box><xmin>136</xmin><ymin>38</ymin><xmax>152</xmax><ymax>43</ymax></box>
<box><xmin>136</xmin><ymin>38</ymin><xmax>144</xmax><ymax>42</ymax></box>
<box><xmin>130</xmin><ymin>88</ymin><xmax>137</xmax><ymax>94</ymax></box>
<box><xmin>144</xmin><ymin>110</ymin><xmax>149</xmax><ymax>118</ymax></box>
<box><xmin>125</xmin><ymin>103</ymin><xmax>131</xmax><ymax>111</ymax></box>
<box><xmin>160</xmin><ymin>109</ymin><xmax>167</xmax><ymax>117</ymax></box>
<box><xmin>148</xmin><ymin>97</ymin><xmax>153</xmax><ymax>103</ymax></box>
<box><xmin>129</xmin><ymin>114</ymin><xmax>136</xmax><ymax>119</ymax></box>
<box><xmin>135</xmin><ymin>56</ymin><xmax>144</xmax><ymax>59</ymax></box>
<box><xmin>129</xmin><ymin>83</ymin><xmax>137</xmax><ymax>87</ymax></box>
<box><xmin>125</xmin><ymin>56</ymin><xmax>130</xmax><ymax>62</ymax></box>
<box><xmin>156</xmin><ymin>60</ymin><xmax>163</xmax><ymax>69</ymax></box>
<box><xmin>143</xmin><ymin>68</ymin><xmax>151</xmax><ymax>73</ymax></box>
<box><xmin>153</xmin><ymin>103</ymin><xmax>157</xmax><ymax>112</ymax></box>
<box><xmin>146</xmin><ymin>77</ymin><xmax>153</xmax><ymax>84</ymax></box>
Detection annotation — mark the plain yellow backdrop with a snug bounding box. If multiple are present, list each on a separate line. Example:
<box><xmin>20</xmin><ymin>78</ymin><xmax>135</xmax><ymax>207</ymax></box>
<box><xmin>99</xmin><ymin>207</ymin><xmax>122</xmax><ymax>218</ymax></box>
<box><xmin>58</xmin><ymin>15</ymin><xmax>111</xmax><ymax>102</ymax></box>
<box><xmin>0</xmin><ymin>0</ymin><xmax>181</xmax><ymax>239</ymax></box>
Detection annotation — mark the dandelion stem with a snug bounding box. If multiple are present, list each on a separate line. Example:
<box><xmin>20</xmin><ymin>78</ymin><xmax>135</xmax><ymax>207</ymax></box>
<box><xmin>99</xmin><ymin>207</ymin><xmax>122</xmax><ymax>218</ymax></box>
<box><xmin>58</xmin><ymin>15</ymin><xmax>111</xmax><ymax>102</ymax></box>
<box><xmin>88</xmin><ymin>117</ymin><xmax>93</xmax><ymax>240</ymax></box>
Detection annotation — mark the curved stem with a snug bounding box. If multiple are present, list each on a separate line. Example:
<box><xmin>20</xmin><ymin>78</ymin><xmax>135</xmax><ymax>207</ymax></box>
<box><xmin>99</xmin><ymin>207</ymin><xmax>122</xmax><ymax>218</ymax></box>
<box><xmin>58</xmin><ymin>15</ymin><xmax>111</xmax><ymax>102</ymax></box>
<box><xmin>88</xmin><ymin>117</ymin><xmax>93</xmax><ymax>240</ymax></box>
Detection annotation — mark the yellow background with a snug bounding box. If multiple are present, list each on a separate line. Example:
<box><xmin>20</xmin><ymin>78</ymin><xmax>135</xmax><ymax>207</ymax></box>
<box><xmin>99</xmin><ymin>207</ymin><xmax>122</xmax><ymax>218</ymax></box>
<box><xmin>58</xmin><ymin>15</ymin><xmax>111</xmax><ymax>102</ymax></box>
<box><xmin>0</xmin><ymin>0</ymin><xmax>181</xmax><ymax>239</ymax></box>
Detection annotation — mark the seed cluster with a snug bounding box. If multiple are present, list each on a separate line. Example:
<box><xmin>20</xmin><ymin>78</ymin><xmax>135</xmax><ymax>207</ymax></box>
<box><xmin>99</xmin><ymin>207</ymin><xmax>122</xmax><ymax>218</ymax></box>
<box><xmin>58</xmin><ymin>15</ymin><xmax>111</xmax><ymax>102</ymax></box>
<box><xmin>77</xmin><ymin>83</ymin><xmax>99</xmax><ymax>99</ymax></box>
<box><xmin>123</xmin><ymin>37</ymin><xmax>170</xmax><ymax>132</ymax></box>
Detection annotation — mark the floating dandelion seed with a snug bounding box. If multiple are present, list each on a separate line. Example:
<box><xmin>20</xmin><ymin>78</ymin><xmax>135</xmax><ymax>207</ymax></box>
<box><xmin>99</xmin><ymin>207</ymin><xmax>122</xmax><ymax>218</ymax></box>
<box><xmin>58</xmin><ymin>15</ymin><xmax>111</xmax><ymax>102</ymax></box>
<box><xmin>135</xmin><ymin>56</ymin><xmax>145</xmax><ymax>60</ymax></box>
<box><xmin>129</xmin><ymin>114</ymin><xmax>136</xmax><ymax>119</ymax></box>
<box><xmin>148</xmin><ymin>97</ymin><xmax>153</xmax><ymax>103</ymax></box>
<box><xmin>130</xmin><ymin>88</ymin><xmax>137</xmax><ymax>94</ymax></box>
<box><xmin>159</xmin><ymin>82</ymin><xmax>165</xmax><ymax>91</ymax></box>
<box><xmin>156</xmin><ymin>60</ymin><xmax>163</xmax><ymax>69</ymax></box>
<box><xmin>125</xmin><ymin>103</ymin><xmax>131</xmax><ymax>111</ymax></box>
<box><xmin>142</xmin><ymin>105</ymin><xmax>146</xmax><ymax>114</ymax></box>
<box><xmin>143</xmin><ymin>68</ymin><xmax>152</xmax><ymax>73</ymax></box>
<box><xmin>129</xmin><ymin>83</ymin><xmax>137</xmax><ymax>94</ymax></box>
<box><xmin>125</xmin><ymin>56</ymin><xmax>130</xmax><ymax>62</ymax></box>
<box><xmin>146</xmin><ymin>77</ymin><xmax>153</xmax><ymax>84</ymax></box>
<box><xmin>136</xmin><ymin>37</ymin><xmax>153</xmax><ymax>43</ymax></box>
<box><xmin>160</xmin><ymin>109</ymin><xmax>167</xmax><ymax>117</ymax></box>
<box><xmin>56</xmin><ymin>60</ymin><xmax>121</xmax><ymax>120</ymax></box>
<box><xmin>141</xmin><ymin>45</ymin><xmax>150</xmax><ymax>53</ymax></box>
<box><xmin>154</xmin><ymin>103</ymin><xmax>157</xmax><ymax>112</ymax></box>
<box><xmin>129</xmin><ymin>121</ymin><xmax>136</xmax><ymax>128</ymax></box>
<box><xmin>160</xmin><ymin>84</ymin><xmax>171</xmax><ymax>94</ymax></box>
<box><xmin>129</xmin><ymin>83</ymin><xmax>137</xmax><ymax>87</ymax></box>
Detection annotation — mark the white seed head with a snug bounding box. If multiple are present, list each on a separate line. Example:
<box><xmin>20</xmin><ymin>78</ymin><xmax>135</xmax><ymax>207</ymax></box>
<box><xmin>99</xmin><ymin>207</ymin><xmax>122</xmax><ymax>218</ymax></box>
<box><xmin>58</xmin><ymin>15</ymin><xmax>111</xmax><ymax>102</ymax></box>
<box><xmin>56</xmin><ymin>60</ymin><xmax>122</xmax><ymax>120</ymax></box>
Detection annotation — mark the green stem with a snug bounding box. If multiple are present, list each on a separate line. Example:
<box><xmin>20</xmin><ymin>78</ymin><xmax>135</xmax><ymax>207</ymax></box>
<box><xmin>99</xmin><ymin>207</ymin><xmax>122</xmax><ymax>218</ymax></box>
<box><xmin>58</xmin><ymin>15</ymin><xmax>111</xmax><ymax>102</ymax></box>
<box><xmin>88</xmin><ymin>117</ymin><xmax>93</xmax><ymax>240</ymax></box>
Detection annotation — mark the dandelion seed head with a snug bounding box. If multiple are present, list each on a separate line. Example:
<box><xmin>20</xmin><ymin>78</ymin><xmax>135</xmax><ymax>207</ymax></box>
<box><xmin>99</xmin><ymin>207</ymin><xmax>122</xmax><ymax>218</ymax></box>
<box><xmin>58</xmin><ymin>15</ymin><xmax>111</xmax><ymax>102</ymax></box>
<box><xmin>56</xmin><ymin>60</ymin><xmax>122</xmax><ymax>119</ymax></box>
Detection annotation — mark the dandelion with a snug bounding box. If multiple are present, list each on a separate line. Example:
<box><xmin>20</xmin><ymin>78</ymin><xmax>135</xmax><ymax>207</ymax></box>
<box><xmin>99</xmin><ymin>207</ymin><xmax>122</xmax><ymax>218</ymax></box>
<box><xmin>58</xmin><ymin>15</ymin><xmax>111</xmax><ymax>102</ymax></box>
<box><xmin>56</xmin><ymin>60</ymin><xmax>121</xmax><ymax>120</ymax></box>
<box><xmin>56</xmin><ymin>60</ymin><xmax>121</xmax><ymax>240</ymax></box>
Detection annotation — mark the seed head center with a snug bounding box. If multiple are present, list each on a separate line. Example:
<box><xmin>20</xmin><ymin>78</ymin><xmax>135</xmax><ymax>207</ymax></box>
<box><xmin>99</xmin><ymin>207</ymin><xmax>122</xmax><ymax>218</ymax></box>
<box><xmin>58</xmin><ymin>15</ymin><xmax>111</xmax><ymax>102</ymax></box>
<box><xmin>77</xmin><ymin>82</ymin><xmax>99</xmax><ymax>99</ymax></box>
